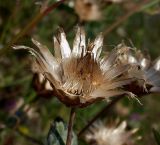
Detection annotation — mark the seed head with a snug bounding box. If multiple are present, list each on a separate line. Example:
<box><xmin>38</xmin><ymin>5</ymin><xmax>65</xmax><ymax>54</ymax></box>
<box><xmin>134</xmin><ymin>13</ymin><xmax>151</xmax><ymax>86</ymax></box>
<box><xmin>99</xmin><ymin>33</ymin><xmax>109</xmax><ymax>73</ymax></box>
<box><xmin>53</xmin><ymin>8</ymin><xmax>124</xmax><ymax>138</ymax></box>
<box><xmin>13</xmin><ymin>27</ymin><xmax>137</xmax><ymax>107</ymax></box>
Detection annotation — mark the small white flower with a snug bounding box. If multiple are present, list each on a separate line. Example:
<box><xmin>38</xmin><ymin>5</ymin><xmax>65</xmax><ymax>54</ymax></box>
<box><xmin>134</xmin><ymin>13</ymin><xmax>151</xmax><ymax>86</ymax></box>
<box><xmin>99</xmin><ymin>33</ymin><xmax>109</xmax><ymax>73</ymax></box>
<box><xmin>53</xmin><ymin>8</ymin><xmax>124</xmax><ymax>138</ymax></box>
<box><xmin>13</xmin><ymin>27</ymin><xmax>135</xmax><ymax>107</ymax></box>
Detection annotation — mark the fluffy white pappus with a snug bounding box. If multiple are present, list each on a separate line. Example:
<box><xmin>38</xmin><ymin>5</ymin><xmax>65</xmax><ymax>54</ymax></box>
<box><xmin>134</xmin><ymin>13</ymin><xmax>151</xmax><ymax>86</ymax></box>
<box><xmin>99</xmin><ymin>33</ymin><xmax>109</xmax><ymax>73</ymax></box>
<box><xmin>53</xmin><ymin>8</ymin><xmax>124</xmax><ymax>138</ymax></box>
<box><xmin>86</xmin><ymin>121</ymin><xmax>138</xmax><ymax>145</ymax></box>
<box><xmin>119</xmin><ymin>49</ymin><xmax>160</xmax><ymax>93</ymax></box>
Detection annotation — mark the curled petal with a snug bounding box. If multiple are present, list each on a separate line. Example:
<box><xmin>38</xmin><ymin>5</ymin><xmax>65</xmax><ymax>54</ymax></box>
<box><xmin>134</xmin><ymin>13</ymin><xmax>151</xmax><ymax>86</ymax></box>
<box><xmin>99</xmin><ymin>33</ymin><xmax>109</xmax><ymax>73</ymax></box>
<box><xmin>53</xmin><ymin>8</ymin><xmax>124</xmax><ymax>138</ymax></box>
<box><xmin>53</xmin><ymin>36</ymin><xmax>61</xmax><ymax>59</ymax></box>
<box><xmin>13</xmin><ymin>43</ymin><xmax>61</xmax><ymax>84</ymax></box>
<box><xmin>31</xmin><ymin>38</ymin><xmax>59</xmax><ymax>67</ymax></box>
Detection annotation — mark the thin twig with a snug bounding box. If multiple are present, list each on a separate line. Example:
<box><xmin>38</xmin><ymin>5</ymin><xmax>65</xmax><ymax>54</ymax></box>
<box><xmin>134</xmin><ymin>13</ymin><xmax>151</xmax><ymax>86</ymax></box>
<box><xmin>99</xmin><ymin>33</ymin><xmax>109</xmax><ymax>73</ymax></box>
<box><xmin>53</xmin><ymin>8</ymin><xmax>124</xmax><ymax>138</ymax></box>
<box><xmin>78</xmin><ymin>96</ymin><xmax>124</xmax><ymax>137</ymax></box>
<box><xmin>0</xmin><ymin>0</ymin><xmax>67</xmax><ymax>56</ymax></box>
<box><xmin>103</xmin><ymin>0</ymin><xmax>150</xmax><ymax>37</ymax></box>
<box><xmin>66</xmin><ymin>108</ymin><xmax>76</xmax><ymax>145</ymax></box>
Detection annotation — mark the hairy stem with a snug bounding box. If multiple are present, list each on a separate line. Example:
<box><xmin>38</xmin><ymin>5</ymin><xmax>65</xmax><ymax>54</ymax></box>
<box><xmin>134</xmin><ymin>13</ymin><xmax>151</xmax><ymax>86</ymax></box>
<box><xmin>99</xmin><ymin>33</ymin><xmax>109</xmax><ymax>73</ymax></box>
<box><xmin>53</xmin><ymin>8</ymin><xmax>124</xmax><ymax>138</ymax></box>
<box><xmin>66</xmin><ymin>108</ymin><xmax>76</xmax><ymax>145</ymax></box>
<box><xmin>78</xmin><ymin>96</ymin><xmax>123</xmax><ymax>137</ymax></box>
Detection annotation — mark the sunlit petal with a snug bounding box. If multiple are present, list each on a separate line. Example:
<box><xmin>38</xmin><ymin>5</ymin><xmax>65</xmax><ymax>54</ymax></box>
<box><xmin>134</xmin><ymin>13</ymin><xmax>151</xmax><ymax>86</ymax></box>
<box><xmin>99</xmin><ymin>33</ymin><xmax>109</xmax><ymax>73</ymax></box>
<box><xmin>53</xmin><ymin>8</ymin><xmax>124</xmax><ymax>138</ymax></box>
<box><xmin>57</xmin><ymin>28</ymin><xmax>71</xmax><ymax>58</ymax></box>
<box><xmin>72</xmin><ymin>26</ymin><xmax>86</xmax><ymax>57</ymax></box>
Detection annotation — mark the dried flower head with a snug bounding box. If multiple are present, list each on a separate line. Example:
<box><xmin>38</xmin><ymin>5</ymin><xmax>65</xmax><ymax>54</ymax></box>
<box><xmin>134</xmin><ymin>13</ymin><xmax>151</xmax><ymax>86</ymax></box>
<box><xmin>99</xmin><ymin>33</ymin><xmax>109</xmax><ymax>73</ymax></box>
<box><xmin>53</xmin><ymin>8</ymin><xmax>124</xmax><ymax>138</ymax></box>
<box><xmin>135</xmin><ymin>51</ymin><xmax>160</xmax><ymax>93</ymax></box>
<box><xmin>75</xmin><ymin>0</ymin><xmax>102</xmax><ymax>21</ymax></box>
<box><xmin>13</xmin><ymin>27</ymin><xmax>136</xmax><ymax>107</ymax></box>
<box><xmin>118</xmin><ymin>47</ymin><xmax>160</xmax><ymax>95</ymax></box>
<box><xmin>86</xmin><ymin>120</ymin><xmax>138</xmax><ymax>145</ymax></box>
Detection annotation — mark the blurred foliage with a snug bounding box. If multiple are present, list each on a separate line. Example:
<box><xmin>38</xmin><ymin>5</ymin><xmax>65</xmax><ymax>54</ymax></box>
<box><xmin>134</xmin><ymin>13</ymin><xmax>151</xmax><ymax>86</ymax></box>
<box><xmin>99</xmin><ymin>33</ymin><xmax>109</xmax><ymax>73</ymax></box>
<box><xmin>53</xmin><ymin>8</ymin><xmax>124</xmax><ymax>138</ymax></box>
<box><xmin>153</xmin><ymin>128</ymin><xmax>160</xmax><ymax>145</ymax></box>
<box><xmin>0</xmin><ymin>0</ymin><xmax>160</xmax><ymax>145</ymax></box>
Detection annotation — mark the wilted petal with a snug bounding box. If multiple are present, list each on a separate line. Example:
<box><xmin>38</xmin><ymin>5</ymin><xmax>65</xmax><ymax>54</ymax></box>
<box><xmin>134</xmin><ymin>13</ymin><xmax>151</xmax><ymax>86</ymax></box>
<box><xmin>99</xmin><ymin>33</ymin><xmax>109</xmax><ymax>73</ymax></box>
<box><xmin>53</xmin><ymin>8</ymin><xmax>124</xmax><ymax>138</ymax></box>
<box><xmin>32</xmin><ymin>38</ymin><xmax>62</xmax><ymax>79</ymax></box>
<box><xmin>104</xmin><ymin>65</ymin><xmax>130</xmax><ymax>81</ymax></box>
<box><xmin>57</xmin><ymin>28</ymin><xmax>71</xmax><ymax>58</ymax></box>
<box><xmin>72</xmin><ymin>27</ymin><xmax>86</xmax><ymax>57</ymax></box>
<box><xmin>13</xmin><ymin>45</ymin><xmax>49</xmax><ymax>71</ymax></box>
<box><xmin>92</xmin><ymin>33</ymin><xmax>103</xmax><ymax>60</ymax></box>
<box><xmin>100</xmin><ymin>48</ymin><xmax>118</xmax><ymax>72</ymax></box>
<box><xmin>13</xmin><ymin>45</ymin><xmax>39</xmax><ymax>57</ymax></box>
<box><xmin>13</xmin><ymin>41</ymin><xmax>61</xmax><ymax>84</ymax></box>
<box><xmin>31</xmin><ymin>39</ymin><xmax>58</xmax><ymax>65</ymax></box>
<box><xmin>53</xmin><ymin>36</ymin><xmax>61</xmax><ymax>59</ymax></box>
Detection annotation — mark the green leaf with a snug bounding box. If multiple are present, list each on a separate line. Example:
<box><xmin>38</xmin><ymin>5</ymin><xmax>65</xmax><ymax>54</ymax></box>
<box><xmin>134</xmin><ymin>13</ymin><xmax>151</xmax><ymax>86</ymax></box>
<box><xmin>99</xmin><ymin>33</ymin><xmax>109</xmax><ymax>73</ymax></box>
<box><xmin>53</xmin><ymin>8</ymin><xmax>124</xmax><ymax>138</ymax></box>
<box><xmin>46</xmin><ymin>118</ymin><xmax>78</xmax><ymax>145</ymax></box>
<box><xmin>153</xmin><ymin>128</ymin><xmax>160</xmax><ymax>145</ymax></box>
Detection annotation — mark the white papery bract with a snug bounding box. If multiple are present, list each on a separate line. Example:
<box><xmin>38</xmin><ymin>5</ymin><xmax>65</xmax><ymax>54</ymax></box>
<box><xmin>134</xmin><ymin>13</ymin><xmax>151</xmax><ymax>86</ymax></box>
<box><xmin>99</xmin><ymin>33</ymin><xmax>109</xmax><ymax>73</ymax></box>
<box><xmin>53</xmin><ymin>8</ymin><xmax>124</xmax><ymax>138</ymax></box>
<box><xmin>13</xmin><ymin>27</ymin><xmax>135</xmax><ymax>107</ymax></box>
